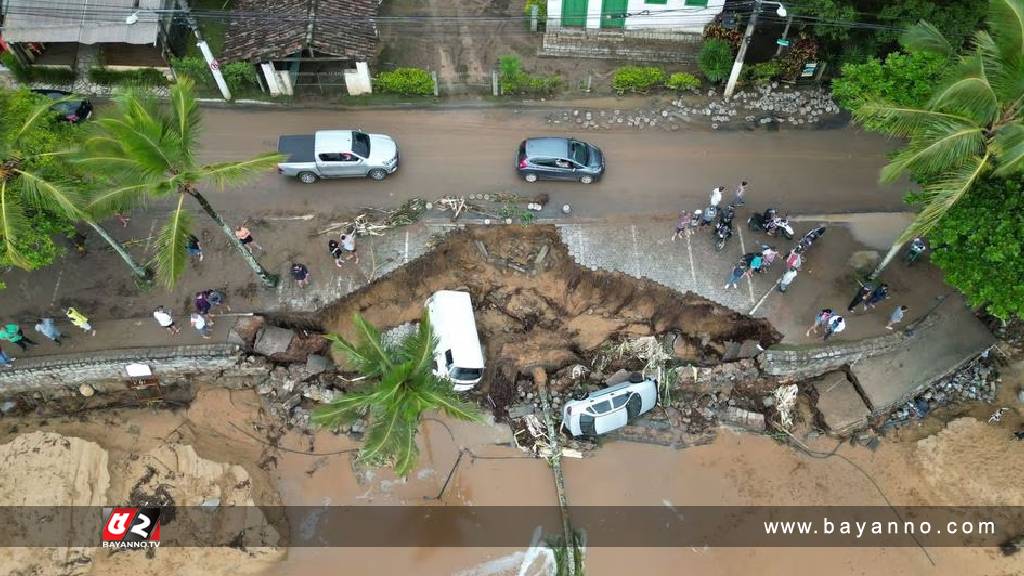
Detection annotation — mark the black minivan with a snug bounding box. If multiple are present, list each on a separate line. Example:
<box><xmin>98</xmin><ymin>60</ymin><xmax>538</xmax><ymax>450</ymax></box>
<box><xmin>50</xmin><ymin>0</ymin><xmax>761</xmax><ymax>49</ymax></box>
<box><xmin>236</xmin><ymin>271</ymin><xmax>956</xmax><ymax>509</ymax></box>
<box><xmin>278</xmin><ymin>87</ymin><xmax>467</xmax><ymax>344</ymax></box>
<box><xmin>516</xmin><ymin>137</ymin><xmax>605</xmax><ymax>184</ymax></box>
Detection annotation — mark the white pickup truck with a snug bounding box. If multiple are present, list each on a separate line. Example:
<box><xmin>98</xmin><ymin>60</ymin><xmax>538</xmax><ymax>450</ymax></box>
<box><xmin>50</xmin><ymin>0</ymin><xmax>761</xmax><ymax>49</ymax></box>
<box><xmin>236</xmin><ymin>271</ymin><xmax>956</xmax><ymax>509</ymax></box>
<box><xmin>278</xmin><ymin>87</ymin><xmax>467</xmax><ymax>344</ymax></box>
<box><xmin>276</xmin><ymin>130</ymin><xmax>399</xmax><ymax>184</ymax></box>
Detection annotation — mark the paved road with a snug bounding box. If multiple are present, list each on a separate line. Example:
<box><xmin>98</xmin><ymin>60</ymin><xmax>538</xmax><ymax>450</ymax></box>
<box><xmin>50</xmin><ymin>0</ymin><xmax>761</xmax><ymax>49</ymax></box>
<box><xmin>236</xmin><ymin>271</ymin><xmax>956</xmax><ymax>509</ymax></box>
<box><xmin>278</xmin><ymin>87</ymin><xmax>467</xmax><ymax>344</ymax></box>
<box><xmin>197</xmin><ymin>107</ymin><xmax>907</xmax><ymax>218</ymax></box>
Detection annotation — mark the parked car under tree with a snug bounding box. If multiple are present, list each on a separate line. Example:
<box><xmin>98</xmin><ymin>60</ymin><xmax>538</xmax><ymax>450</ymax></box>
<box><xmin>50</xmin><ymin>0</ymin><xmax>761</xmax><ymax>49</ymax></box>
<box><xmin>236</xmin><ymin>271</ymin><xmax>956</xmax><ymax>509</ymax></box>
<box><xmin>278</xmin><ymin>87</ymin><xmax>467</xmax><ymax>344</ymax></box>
<box><xmin>277</xmin><ymin>130</ymin><xmax>399</xmax><ymax>184</ymax></box>
<box><xmin>30</xmin><ymin>89</ymin><xmax>93</xmax><ymax>124</ymax></box>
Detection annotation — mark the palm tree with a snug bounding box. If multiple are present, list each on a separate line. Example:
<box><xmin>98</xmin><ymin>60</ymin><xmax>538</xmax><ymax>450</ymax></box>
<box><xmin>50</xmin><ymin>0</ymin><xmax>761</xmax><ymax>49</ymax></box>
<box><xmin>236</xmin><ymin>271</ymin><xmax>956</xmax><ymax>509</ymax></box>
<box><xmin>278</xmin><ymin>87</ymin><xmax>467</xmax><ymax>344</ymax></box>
<box><xmin>0</xmin><ymin>90</ymin><xmax>150</xmax><ymax>280</ymax></box>
<box><xmin>312</xmin><ymin>312</ymin><xmax>480</xmax><ymax>477</ymax></box>
<box><xmin>855</xmin><ymin>0</ymin><xmax>1024</xmax><ymax>276</ymax></box>
<box><xmin>76</xmin><ymin>78</ymin><xmax>284</xmax><ymax>288</ymax></box>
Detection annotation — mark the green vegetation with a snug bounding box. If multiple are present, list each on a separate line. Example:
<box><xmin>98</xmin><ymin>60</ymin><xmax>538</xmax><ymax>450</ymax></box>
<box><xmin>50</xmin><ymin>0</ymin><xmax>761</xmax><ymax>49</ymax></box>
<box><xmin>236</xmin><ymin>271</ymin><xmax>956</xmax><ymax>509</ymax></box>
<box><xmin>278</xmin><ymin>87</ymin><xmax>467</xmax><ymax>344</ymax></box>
<box><xmin>852</xmin><ymin>0</ymin><xmax>1024</xmax><ymax>279</ymax></box>
<box><xmin>221</xmin><ymin>62</ymin><xmax>261</xmax><ymax>95</ymax></box>
<box><xmin>375</xmin><ymin>67</ymin><xmax>434</xmax><ymax>95</ymax></box>
<box><xmin>697</xmin><ymin>39</ymin><xmax>733</xmax><ymax>83</ymax></box>
<box><xmin>925</xmin><ymin>177</ymin><xmax>1024</xmax><ymax>319</ymax></box>
<box><xmin>832</xmin><ymin>51</ymin><xmax>949</xmax><ymax>112</ymax></box>
<box><xmin>75</xmin><ymin>79</ymin><xmax>283</xmax><ymax>288</ymax></box>
<box><xmin>0</xmin><ymin>88</ymin><xmax>148</xmax><ymax>280</ymax></box>
<box><xmin>498</xmin><ymin>55</ymin><xmax>560</xmax><ymax>96</ymax></box>
<box><xmin>312</xmin><ymin>313</ymin><xmax>480</xmax><ymax>477</ymax></box>
<box><xmin>666</xmin><ymin>71</ymin><xmax>701</xmax><ymax>92</ymax></box>
<box><xmin>88</xmin><ymin>67</ymin><xmax>170</xmax><ymax>87</ymax></box>
<box><xmin>1</xmin><ymin>54</ymin><xmax>76</xmax><ymax>85</ymax></box>
<box><xmin>611</xmin><ymin>66</ymin><xmax>666</xmax><ymax>94</ymax></box>
<box><xmin>171</xmin><ymin>56</ymin><xmax>216</xmax><ymax>90</ymax></box>
<box><xmin>524</xmin><ymin>0</ymin><xmax>547</xmax><ymax>20</ymax></box>
<box><xmin>744</xmin><ymin>61</ymin><xmax>782</xmax><ymax>86</ymax></box>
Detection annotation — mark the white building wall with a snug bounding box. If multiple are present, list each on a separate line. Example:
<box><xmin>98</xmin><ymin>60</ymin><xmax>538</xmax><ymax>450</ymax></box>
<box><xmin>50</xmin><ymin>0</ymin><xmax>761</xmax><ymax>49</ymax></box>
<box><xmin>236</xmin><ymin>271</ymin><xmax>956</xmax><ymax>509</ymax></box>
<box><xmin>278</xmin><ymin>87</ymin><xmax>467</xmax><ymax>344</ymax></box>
<box><xmin>547</xmin><ymin>0</ymin><xmax>563</xmax><ymax>29</ymax></box>
<box><xmin>586</xmin><ymin>0</ymin><xmax>603</xmax><ymax>29</ymax></box>
<box><xmin>624</xmin><ymin>0</ymin><xmax>724</xmax><ymax>32</ymax></box>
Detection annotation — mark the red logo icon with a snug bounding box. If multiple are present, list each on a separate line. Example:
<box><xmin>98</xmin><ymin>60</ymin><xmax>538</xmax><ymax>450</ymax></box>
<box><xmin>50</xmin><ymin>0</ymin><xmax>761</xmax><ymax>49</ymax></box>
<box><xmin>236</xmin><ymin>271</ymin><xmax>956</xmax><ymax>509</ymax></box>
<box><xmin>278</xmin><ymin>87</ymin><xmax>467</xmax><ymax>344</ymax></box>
<box><xmin>102</xmin><ymin>507</ymin><xmax>161</xmax><ymax>549</ymax></box>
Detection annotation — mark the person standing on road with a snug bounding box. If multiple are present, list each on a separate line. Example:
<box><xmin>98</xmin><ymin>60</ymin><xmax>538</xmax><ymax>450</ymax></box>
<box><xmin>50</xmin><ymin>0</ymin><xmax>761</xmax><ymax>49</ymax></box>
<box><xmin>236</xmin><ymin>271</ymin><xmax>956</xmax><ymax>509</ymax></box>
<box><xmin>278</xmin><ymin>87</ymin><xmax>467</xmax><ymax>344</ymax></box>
<box><xmin>806</xmin><ymin>308</ymin><xmax>834</xmax><ymax>337</ymax></box>
<box><xmin>235</xmin><ymin>225</ymin><xmax>262</xmax><ymax>253</ymax></box>
<box><xmin>824</xmin><ymin>314</ymin><xmax>846</xmax><ymax>341</ymax></box>
<box><xmin>0</xmin><ymin>324</ymin><xmax>36</xmax><ymax>352</ymax></box>
<box><xmin>186</xmin><ymin>234</ymin><xmax>204</xmax><ymax>262</ymax></box>
<box><xmin>340</xmin><ymin>232</ymin><xmax>359</xmax><ymax>264</ymax></box>
<box><xmin>190</xmin><ymin>312</ymin><xmax>212</xmax><ymax>339</ymax></box>
<box><xmin>760</xmin><ymin>245</ymin><xmax>779</xmax><ymax>269</ymax></box>
<box><xmin>34</xmin><ymin>317</ymin><xmax>63</xmax><ymax>345</ymax></box>
<box><xmin>886</xmin><ymin>305</ymin><xmax>909</xmax><ymax>330</ymax></box>
<box><xmin>290</xmin><ymin>263</ymin><xmax>310</xmax><ymax>288</ymax></box>
<box><xmin>778</xmin><ymin>267</ymin><xmax>798</xmax><ymax>292</ymax></box>
<box><xmin>847</xmin><ymin>283</ymin><xmax>874</xmax><ymax>313</ymax></box>
<box><xmin>152</xmin><ymin>306</ymin><xmax>180</xmax><ymax>335</ymax></box>
<box><xmin>734</xmin><ymin>181</ymin><xmax>747</xmax><ymax>206</ymax></box>
<box><xmin>0</xmin><ymin>346</ymin><xmax>13</xmax><ymax>368</ymax></box>
<box><xmin>64</xmin><ymin>307</ymin><xmax>96</xmax><ymax>336</ymax></box>
<box><xmin>207</xmin><ymin>289</ymin><xmax>230</xmax><ymax>312</ymax></box>
<box><xmin>709</xmin><ymin>186</ymin><xmax>724</xmax><ymax>208</ymax></box>
<box><xmin>671</xmin><ymin>210</ymin><xmax>691</xmax><ymax>241</ymax></box>
<box><xmin>194</xmin><ymin>291</ymin><xmax>215</xmax><ymax>325</ymax></box>
<box><xmin>328</xmin><ymin>239</ymin><xmax>345</xmax><ymax>267</ymax></box>
<box><xmin>864</xmin><ymin>283</ymin><xmax>889</xmax><ymax>311</ymax></box>
<box><xmin>785</xmin><ymin>248</ymin><xmax>802</xmax><ymax>271</ymax></box>
<box><xmin>724</xmin><ymin>263</ymin><xmax>747</xmax><ymax>290</ymax></box>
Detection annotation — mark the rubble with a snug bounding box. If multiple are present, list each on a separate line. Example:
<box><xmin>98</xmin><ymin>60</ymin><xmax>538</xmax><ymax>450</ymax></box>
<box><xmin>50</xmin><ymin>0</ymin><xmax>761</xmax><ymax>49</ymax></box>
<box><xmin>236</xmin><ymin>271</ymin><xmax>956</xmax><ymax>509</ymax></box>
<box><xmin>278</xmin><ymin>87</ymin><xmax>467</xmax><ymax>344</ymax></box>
<box><xmin>883</xmin><ymin>353</ymin><xmax>999</xmax><ymax>428</ymax></box>
<box><xmin>254</xmin><ymin>326</ymin><xmax>296</xmax><ymax>357</ymax></box>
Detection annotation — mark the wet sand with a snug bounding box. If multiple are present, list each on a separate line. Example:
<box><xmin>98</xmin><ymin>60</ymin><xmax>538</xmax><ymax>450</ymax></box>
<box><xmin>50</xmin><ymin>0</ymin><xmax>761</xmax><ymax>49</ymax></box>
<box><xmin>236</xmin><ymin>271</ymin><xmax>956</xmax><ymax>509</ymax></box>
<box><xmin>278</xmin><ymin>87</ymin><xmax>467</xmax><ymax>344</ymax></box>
<box><xmin>1</xmin><ymin>386</ymin><xmax>1021</xmax><ymax>576</ymax></box>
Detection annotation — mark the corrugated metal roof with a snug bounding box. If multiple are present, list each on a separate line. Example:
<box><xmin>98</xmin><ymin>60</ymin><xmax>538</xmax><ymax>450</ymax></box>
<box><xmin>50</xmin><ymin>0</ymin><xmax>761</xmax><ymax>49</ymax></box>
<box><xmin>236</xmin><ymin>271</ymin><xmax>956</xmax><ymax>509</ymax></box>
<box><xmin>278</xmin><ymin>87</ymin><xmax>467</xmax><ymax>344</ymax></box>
<box><xmin>222</xmin><ymin>0</ymin><xmax>378</xmax><ymax>63</ymax></box>
<box><xmin>1</xmin><ymin>0</ymin><xmax>167</xmax><ymax>44</ymax></box>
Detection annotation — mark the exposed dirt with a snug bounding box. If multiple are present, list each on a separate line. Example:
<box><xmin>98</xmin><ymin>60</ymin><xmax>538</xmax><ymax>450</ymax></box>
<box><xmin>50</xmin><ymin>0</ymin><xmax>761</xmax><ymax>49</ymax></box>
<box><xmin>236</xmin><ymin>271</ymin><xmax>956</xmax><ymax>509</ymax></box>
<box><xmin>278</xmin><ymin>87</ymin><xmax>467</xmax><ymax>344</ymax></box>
<box><xmin>320</xmin><ymin>225</ymin><xmax>780</xmax><ymax>392</ymax></box>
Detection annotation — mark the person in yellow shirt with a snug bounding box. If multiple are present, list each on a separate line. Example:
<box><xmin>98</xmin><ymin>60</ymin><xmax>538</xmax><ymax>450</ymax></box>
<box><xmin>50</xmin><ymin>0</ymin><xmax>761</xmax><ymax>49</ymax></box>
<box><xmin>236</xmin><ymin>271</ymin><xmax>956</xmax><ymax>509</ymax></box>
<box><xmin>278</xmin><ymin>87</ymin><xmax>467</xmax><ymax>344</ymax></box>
<box><xmin>64</xmin><ymin>307</ymin><xmax>96</xmax><ymax>336</ymax></box>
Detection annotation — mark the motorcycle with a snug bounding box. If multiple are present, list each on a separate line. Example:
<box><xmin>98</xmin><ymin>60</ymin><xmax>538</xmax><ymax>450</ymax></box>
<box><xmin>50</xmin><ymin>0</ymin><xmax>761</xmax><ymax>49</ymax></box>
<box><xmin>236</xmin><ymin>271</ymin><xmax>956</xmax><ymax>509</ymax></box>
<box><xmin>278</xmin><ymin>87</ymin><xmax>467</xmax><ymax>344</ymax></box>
<box><xmin>713</xmin><ymin>205</ymin><xmax>736</xmax><ymax>251</ymax></box>
<box><xmin>700</xmin><ymin>204</ymin><xmax>718</xmax><ymax>227</ymax></box>
<box><xmin>904</xmin><ymin>237</ymin><xmax>926</xmax><ymax>265</ymax></box>
<box><xmin>798</xmin><ymin>225</ymin><xmax>827</xmax><ymax>251</ymax></box>
<box><xmin>747</xmin><ymin>208</ymin><xmax>794</xmax><ymax>239</ymax></box>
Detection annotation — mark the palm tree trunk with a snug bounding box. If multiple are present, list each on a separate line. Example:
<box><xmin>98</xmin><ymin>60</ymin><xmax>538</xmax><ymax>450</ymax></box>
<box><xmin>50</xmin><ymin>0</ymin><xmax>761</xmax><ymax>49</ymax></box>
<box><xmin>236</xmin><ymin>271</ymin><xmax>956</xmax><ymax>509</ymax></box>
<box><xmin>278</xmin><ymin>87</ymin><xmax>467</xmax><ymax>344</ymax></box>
<box><xmin>870</xmin><ymin>241</ymin><xmax>904</xmax><ymax>279</ymax></box>
<box><xmin>188</xmin><ymin>190</ymin><xmax>278</xmax><ymax>288</ymax></box>
<box><xmin>85</xmin><ymin>220</ymin><xmax>152</xmax><ymax>282</ymax></box>
<box><xmin>533</xmin><ymin>366</ymin><xmax>577</xmax><ymax>576</ymax></box>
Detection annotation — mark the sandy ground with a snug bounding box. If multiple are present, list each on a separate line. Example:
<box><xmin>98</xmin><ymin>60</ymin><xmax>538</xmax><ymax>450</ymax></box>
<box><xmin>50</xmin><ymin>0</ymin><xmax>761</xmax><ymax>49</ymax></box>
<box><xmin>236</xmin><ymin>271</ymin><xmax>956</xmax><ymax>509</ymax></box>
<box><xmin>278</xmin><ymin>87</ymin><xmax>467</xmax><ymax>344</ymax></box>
<box><xmin>0</xmin><ymin>368</ymin><xmax>1021</xmax><ymax>576</ymax></box>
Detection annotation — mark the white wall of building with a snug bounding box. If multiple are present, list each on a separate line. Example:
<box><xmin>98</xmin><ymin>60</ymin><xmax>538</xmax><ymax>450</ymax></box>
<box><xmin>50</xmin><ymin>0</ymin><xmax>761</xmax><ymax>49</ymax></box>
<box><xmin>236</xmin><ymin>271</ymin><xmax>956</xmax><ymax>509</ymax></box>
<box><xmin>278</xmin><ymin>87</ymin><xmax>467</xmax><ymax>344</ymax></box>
<box><xmin>586</xmin><ymin>0</ymin><xmax>604</xmax><ymax>29</ymax></box>
<box><xmin>547</xmin><ymin>0</ymin><xmax>563</xmax><ymax>29</ymax></box>
<box><xmin>624</xmin><ymin>0</ymin><xmax>725</xmax><ymax>32</ymax></box>
<box><xmin>344</xmin><ymin>62</ymin><xmax>373</xmax><ymax>95</ymax></box>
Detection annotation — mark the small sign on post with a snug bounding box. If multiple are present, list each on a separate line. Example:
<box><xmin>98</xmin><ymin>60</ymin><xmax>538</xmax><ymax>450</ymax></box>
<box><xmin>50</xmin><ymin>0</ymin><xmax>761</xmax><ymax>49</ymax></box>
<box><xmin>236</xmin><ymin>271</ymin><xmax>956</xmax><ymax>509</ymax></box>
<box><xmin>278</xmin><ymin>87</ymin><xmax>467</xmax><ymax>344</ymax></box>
<box><xmin>775</xmin><ymin>38</ymin><xmax>790</xmax><ymax>47</ymax></box>
<box><xmin>801</xmin><ymin>62</ymin><xmax>818</xmax><ymax>78</ymax></box>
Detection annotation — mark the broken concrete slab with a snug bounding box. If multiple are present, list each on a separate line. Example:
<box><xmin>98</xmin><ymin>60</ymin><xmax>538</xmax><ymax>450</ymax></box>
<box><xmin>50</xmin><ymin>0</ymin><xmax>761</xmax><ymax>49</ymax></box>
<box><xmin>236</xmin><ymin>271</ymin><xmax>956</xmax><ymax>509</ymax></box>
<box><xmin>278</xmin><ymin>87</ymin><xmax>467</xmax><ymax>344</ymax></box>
<box><xmin>230</xmin><ymin>316</ymin><xmax>265</xmax><ymax>349</ymax></box>
<box><xmin>850</xmin><ymin>300</ymin><xmax>994</xmax><ymax>413</ymax></box>
<box><xmin>721</xmin><ymin>339</ymin><xmax>764</xmax><ymax>361</ymax></box>
<box><xmin>254</xmin><ymin>326</ymin><xmax>295</xmax><ymax>357</ymax></box>
<box><xmin>508</xmin><ymin>404</ymin><xmax>536</xmax><ymax>419</ymax></box>
<box><xmin>813</xmin><ymin>371</ymin><xmax>869</xmax><ymax>434</ymax></box>
<box><xmin>721</xmin><ymin>406</ymin><xmax>765</xmax><ymax>431</ymax></box>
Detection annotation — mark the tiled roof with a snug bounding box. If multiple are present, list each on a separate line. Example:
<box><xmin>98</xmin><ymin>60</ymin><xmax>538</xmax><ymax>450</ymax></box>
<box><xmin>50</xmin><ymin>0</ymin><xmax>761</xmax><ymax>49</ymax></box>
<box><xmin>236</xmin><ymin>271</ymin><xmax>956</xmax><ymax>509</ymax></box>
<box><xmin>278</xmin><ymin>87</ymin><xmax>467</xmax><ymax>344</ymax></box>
<box><xmin>222</xmin><ymin>0</ymin><xmax>378</xmax><ymax>63</ymax></box>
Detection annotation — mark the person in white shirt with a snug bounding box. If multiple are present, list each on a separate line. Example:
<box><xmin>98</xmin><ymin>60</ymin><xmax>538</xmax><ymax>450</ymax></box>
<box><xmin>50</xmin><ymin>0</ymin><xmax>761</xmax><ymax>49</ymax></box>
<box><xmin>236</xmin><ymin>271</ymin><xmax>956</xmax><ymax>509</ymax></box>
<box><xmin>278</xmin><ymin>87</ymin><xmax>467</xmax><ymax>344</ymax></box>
<box><xmin>824</xmin><ymin>315</ymin><xmax>846</xmax><ymax>341</ymax></box>
<box><xmin>709</xmin><ymin>186</ymin><xmax>723</xmax><ymax>208</ymax></box>
<box><xmin>190</xmin><ymin>313</ymin><xmax>211</xmax><ymax>339</ymax></box>
<box><xmin>153</xmin><ymin>306</ymin><xmax>180</xmax><ymax>335</ymax></box>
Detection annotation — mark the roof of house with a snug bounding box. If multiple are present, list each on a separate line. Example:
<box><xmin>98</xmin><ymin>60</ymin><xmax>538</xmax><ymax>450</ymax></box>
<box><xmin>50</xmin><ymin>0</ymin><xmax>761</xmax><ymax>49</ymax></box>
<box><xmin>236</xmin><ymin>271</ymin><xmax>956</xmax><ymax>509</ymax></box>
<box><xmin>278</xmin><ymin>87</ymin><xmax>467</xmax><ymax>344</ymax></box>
<box><xmin>222</xmin><ymin>0</ymin><xmax>378</xmax><ymax>63</ymax></box>
<box><xmin>1</xmin><ymin>0</ymin><xmax>167</xmax><ymax>44</ymax></box>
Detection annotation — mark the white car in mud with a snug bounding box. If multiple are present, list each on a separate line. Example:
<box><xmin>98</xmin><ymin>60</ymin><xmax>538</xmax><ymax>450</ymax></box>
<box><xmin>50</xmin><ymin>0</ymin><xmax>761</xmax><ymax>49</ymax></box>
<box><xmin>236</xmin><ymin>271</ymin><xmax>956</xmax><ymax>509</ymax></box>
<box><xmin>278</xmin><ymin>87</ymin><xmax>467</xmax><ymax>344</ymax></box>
<box><xmin>561</xmin><ymin>374</ymin><xmax>658</xmax><ymax>437</ymax></box>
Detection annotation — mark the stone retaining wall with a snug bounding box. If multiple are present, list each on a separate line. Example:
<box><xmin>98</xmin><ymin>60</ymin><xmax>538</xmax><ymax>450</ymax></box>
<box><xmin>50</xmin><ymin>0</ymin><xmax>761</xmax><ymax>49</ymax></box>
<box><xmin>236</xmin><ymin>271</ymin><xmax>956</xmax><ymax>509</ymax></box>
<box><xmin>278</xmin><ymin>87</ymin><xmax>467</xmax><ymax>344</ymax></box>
<box><xmin>0</xmin><ymin>344</ymin><xmax>246</xmax><ymax>397</ymax></box>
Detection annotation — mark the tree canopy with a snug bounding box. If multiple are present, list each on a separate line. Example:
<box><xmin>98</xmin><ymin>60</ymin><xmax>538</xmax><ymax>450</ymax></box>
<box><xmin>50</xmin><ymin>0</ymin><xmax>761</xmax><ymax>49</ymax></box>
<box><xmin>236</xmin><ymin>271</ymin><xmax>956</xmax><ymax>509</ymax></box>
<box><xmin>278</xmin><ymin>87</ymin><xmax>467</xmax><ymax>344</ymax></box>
<box><xmin>926</xmin><ymin>177</ymin><xmax>1024</xmax><ymax>319</ymax></box>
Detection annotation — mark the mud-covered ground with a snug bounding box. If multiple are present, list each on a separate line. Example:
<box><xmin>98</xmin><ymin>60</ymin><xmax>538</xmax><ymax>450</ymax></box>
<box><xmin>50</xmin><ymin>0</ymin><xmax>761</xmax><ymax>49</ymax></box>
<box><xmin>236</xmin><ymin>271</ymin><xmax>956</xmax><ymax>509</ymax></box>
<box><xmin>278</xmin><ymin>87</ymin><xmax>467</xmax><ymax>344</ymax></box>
<box><xmin>321</xmin><ymin>225</ymin><xmax>780</xmax><ymax>387</ymax></box>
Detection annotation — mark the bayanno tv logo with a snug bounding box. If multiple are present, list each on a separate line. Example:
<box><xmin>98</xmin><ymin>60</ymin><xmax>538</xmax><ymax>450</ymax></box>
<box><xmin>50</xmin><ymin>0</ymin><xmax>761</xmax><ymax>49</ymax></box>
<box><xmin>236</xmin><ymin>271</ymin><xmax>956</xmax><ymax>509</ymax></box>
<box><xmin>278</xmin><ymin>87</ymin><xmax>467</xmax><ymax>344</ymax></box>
<box><xmin>101</xmin><ymin>507</ymin><xmax>162</xmax><ymax>549</ymax></box>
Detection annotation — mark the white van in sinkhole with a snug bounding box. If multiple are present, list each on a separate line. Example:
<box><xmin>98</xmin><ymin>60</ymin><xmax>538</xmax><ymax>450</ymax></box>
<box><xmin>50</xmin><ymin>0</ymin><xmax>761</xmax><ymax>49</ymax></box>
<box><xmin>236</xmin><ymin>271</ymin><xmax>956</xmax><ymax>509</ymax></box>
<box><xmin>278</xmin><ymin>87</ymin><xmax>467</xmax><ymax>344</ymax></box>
<box><xmin>425</xmin><ymin>290</ymin><xmax>485</xmax><ymax>391</ymax></box>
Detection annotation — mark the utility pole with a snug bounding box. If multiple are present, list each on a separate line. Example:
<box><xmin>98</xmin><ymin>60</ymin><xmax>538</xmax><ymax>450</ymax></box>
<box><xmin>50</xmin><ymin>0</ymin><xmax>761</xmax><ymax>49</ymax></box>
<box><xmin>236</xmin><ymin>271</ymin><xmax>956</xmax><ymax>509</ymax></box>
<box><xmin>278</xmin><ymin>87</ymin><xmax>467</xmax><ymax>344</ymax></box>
<box><xmin>724</xmin><ymin>0</ymin><xmax>762</xmax><ymax>98</ymax></box>
<box><xmin>725</xmin><ymin>0</ymin><xmax>786</xmax><ymax>98</ymax></box>
<box><xmin>774</xmin><ymin>12</ymin><xmax>793</xmax><ymax>57</ymax></box>
<box><xmin>187</xmin><ymin>15</ymin><xmax>232</xmax><ymax>100</ymax></box>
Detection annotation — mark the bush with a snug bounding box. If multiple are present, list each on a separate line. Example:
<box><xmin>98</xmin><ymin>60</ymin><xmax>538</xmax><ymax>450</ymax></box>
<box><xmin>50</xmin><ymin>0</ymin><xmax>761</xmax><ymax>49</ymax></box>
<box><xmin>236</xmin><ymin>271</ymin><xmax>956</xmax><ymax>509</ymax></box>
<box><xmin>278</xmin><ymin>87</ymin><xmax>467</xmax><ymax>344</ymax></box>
<box><xmin>498</xmin><ymin>55</ymin><xmax>561</xmax><ymax>95</ymax></box>
<box><xmin>171</xmin><ymin>56</ymin><xmax>215</xmax><ymax>87</ymax></box>
<box><xmin>221</xmin><ymin>61</ymin><xmax>260</xmax><ymax>94</ymax></box>
<box><xmin>375</xmin><ymin>67</ymin><xmax>434</xmax><ymax>95</ymax></box>
<box><xmin>744</xmin><ymin>61</ymin><xmax>781</xmax><ymax>85</ymax></box>
<box><xmin>698</xmin><ymin>39</ymin><xmax>733</xmax><ymax>83</ymax></box>
<box><xmin>1</xmin><ymin>54</ymin><xmax>77</xmax><ymax>85</ymax></box>
<box><xmin>665</xmin><ymin>71</ymin><xmax>700</xmax><ymax>92</ymax></box>
<box><xmin>523</xmin><ymin>0</ymin><xmax>547</xmax><ymax>19</ymax></box>
<box><xmin>611</xmin><ymin>66</ymin><xmax>665</xmax><ymax>94</ymax></box>
<box><xmin>88</xmin><ymin>67</ymin><xmax>169</xmax><ymax>86</ymax></box>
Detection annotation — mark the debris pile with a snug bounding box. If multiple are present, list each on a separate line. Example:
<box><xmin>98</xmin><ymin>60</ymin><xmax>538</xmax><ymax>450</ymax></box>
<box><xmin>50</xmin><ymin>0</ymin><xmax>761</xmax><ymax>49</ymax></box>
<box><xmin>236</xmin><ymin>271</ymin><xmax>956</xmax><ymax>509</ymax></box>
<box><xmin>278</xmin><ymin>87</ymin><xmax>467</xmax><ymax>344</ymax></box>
<box><xmin>884</xmin><ymin>352</ymin><xmax>999</xmax><ymax>428</ymax></box>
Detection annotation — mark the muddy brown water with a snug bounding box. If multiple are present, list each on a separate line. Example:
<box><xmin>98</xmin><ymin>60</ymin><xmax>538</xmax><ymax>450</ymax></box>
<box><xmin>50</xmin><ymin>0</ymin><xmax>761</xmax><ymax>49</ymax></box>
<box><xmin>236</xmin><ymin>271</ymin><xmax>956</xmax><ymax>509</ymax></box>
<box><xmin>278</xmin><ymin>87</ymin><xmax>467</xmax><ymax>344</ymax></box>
<box><xmin>2</xmin><ymin>385</ymin><xmax>1022</xmax><ymax>576</ymax></box>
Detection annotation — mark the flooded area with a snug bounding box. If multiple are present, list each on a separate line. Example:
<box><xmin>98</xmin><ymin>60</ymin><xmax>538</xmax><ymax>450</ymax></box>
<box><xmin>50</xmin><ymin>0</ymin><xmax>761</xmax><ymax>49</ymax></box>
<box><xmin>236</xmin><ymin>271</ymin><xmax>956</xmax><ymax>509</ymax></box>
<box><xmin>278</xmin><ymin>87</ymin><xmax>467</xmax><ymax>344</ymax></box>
<box><xmin>1</xmin><ymin>381</ymin><xmax>1022</xmax><ymax>576</ymax></box>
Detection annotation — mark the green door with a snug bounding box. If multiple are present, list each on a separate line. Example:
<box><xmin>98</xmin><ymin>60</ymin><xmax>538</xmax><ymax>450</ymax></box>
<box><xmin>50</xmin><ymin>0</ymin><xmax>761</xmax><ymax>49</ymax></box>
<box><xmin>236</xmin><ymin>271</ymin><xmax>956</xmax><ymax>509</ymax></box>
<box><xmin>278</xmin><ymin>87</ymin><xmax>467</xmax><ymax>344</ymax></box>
<box><xmin>561</xmin><ymin>0</ymin><xmax>587</xmax><ymax>27</ymax></box>
<box><xmin>601</xmin><ymin>0</ymin><xmax>627</xmax><ymax>28</ymax></box>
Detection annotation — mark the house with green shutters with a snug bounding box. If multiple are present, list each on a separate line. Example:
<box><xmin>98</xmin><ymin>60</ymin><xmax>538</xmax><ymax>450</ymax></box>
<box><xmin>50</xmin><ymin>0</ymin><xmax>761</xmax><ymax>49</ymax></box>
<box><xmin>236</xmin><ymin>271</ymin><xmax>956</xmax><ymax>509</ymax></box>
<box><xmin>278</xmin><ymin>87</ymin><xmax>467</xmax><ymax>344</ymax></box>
<box><xmin>547</xmin><ymin>0</ymin><xmax>725</xmax><ymax>32</ymax></box>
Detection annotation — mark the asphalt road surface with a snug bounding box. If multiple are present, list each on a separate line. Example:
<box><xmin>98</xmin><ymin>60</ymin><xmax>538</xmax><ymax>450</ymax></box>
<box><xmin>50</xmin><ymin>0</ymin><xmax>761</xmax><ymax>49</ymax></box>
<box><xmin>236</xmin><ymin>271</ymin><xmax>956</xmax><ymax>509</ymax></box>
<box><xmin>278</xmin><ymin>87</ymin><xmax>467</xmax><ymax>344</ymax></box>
<box><xmin>197</xmin><ymin>106</ymin><xmax>907</xmax><ymax>219</ymax></box>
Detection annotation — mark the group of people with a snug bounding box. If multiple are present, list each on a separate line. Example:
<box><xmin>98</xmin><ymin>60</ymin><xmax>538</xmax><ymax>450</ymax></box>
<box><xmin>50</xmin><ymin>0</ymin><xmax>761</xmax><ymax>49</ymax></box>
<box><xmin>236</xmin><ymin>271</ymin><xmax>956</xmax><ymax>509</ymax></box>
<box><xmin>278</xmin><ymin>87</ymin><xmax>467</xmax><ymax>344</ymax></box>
<box><xmin>803</xmin><ymin>280</ymin><xmax>909</xmax><ymax>342</ymax></box>
<box><xmin>671</xmin><ymin>181</ymin><xmax>748</xmax><ymax>241</ymax></box>
<box><xmin>0</xmin><ymin>307</ymin><xmax>95</xmax><ymax>367</ymax></box>
<box><xmin>290</xmin><ymin>231</ymin><xmax>360</xmax><ymax>289</ymax></box>
<box><xmin>151</xmin><ymin>289</ymin><xmax>229</xmax><ymax>339</ymax></box>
